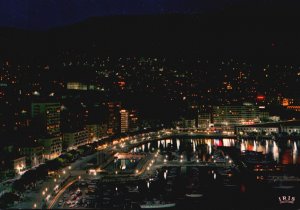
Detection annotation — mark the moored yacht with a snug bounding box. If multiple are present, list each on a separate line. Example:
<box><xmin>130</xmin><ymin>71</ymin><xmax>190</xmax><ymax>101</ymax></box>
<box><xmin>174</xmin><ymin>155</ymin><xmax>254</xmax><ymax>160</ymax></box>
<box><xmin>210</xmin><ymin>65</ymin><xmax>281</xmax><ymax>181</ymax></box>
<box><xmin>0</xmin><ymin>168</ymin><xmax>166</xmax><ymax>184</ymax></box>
<box><xmin>140</xmin><ymin>200</ymin><xmax>176</xmax><ymax>209</ymax></box>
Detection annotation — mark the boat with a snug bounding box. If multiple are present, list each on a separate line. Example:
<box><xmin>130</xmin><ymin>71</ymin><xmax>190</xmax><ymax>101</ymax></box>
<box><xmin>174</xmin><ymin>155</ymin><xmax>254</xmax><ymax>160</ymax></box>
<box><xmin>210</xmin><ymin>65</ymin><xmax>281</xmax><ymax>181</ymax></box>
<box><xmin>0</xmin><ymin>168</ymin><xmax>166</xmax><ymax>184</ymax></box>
<box><xmin>185</xmin><ymin>193</ymin><xmax>203</xmax><ymax>198</ymax></box>
<box><xmin>140</xmin><ymin>200</ymin><xmax>176</xmax><ymax>209</ymax></box>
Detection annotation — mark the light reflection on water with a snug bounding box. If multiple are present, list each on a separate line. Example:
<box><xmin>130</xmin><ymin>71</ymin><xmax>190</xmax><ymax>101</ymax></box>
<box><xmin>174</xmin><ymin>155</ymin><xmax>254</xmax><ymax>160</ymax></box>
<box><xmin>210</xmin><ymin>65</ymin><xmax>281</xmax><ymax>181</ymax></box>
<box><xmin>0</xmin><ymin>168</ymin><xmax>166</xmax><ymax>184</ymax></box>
<box><xmin>131</xmin><ymin>138</ymin><xmax>300</xmax><ymax>165</ymax></box>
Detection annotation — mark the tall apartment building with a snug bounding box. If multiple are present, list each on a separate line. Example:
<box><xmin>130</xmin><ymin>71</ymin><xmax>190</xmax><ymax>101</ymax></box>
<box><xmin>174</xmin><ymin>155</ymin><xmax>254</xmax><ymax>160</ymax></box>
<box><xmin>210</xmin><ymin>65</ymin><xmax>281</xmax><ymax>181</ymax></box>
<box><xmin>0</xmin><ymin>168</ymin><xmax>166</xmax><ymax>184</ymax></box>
<box><xmin>128</xmin><ymin>109</ymin><xmax>139</xmax><ymax>132</ymax></box>
<box><xmin>31</xmin><ymin>102</ymin><xmax>61</xmax><ymax>136</ymax></box>
<box><xmin>107</xmin><ymin>102</ymin><xmax>121</xmax><ymax>135</ymax></box>
<box><xmin>120</xmin><ymin>109</ymin><xmax>129</xmax><ymax>133</ymax></box>
<box><xmin>32</xmin><ymin>102</ymin><xmax>62</xmax><ymax>160</ymax></box>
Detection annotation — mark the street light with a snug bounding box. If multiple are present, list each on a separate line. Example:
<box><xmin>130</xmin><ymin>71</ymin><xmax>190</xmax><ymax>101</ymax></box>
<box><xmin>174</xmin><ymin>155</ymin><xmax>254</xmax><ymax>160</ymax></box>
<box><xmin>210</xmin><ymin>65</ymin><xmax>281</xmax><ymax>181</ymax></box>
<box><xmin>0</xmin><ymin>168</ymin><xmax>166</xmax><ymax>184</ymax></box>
<box><xmin>33</xmin><ymin>203</ymin><xmax>37</xmax><ymax>208</ymax></box>
<box><xmin>68</xmin><ymin>166</ymin><xmax>72</xmax><ymax>170</ymax></box>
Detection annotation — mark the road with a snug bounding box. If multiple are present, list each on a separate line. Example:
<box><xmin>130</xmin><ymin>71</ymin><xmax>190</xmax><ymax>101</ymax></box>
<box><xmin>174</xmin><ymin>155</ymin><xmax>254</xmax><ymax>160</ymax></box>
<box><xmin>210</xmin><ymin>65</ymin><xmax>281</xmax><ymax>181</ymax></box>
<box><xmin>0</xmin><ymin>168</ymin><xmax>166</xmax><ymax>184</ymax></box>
<box><xmin>10</xmin><ymin>152</ymin><xmax>99</xmax><ymax>209</ymax></box>
<box><xmin>47</xmin><ymin>178</ymin><xmax>78</xmax><ymax>209</ymax></box>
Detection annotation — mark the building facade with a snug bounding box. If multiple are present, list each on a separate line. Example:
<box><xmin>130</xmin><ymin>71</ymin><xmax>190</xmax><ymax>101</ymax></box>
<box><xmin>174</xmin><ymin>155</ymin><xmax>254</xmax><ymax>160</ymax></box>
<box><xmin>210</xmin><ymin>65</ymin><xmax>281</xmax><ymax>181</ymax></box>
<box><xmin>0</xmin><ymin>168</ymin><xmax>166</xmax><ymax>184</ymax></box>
<box><xmin>107</xmin><ymin>102</ymin><xmax>121</xmax><ymax>135</ymax></box>
<box><xmin>31</xmin><ymin>102</ymin><xmax>61</xmax><ymax>136</ymax></box>
<box><xmin>20</xmin><ymin>145</ymin><xmax>44</xmax><ymax>168</ymax></box>
<box><xmin>120</xmin><ymin>109</ymin><xmax>129</xmax><ymax>133</ymax></box>
<box><xmin>38</xmin><ymin>136</ymin><xmax>62</xmax><ymax>160</ymax></box>
<box><xmin>86</xmin><ymin>123</ymin><xmax>108</xmax><ymax>142</ymax></box>
<box><xmin>63</xmin><ymin>129</ymin><xmax>89</xmax><ymax>151</ymax></box>
<box><xmin>213</xmin><ymin>104</ymin><xmax>260</xmax><ymax>130</ymax></box>
<box><xmin>198</xmin><ymin>113</ymin><xmax>211</xmax><ymax>130</ymax></box>
<box><xmin>128</xmin><ymin>110</ymin><xmax>139</xmax><ymax>132</ymax></box>
<box><xmin>235</xmin><ymin>121</ymin><xmax>300</xmax><ymax>136</ymax></box>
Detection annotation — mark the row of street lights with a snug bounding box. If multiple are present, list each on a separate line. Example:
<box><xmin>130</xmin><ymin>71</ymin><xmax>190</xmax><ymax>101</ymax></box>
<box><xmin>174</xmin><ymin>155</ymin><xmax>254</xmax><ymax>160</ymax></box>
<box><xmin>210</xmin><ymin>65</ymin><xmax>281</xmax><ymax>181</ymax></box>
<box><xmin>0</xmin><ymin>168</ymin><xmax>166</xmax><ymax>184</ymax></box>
<box><xmin>147</xmin><ymin>150</ymin><xmax>160</xmax><ymax>172</ymax></box>
<box><xmin>33</xmin><ymin>165</ymin><xmax>73</xmax><ymax>208</ymax></box>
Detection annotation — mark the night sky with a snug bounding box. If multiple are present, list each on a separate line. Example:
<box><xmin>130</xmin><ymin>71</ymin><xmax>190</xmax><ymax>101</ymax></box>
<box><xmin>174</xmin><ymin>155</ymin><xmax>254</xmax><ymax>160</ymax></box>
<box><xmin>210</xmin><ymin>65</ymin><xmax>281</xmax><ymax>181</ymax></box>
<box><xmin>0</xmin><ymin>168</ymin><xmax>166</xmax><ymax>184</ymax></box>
<box><xmin>0</xmin><ymin>0</ymin><xmax>245</xmax><ymax>29</ymax></box>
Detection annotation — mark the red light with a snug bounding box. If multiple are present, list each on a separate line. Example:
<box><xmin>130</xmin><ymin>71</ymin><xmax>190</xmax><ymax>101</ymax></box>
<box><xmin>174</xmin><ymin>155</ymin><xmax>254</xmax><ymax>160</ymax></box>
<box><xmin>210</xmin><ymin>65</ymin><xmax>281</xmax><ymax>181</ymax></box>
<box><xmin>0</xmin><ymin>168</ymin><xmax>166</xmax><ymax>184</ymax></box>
<box><xmin>257</xmin><ymin>95</ymin><xmax>265</xmax><ymax>100</ymax></box>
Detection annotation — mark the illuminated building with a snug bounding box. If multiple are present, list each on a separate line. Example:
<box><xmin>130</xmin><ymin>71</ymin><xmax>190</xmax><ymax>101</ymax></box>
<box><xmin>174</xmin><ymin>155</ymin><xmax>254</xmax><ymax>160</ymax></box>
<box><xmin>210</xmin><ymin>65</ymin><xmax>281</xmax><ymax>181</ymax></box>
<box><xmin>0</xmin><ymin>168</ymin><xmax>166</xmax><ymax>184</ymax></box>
<box><xmin>281</xmin><ymin>122</ymin><xmax>300</xmax><ymax>134</ymax></box>
<box><xmin>183</xmin><ymin>119</ymin><xmax>196</xmax><ymax>128</ymax></box>
<box><xmin>86</xmin><ymin>123</ymin><xmax>108</xmax><ymax>142</ymax></box>
<box><xmin>282</xmin><ymin>98</ymin><xmax>294</xmax><ymax>106</ymax></box>
<box><xmin>120</xmin><ymin>109</ymin><xmax>129</xmax><ymax>133</ymax></box>
<box><xmin>198</xmin><ymin>113</ymin><xmax>211</xmax><ymax>129</ymax></box>
<box><xmin>63</xmin><ymin>129</ymin><xmax>89</xmax><ymax>151</ymax></box>
<box><xmin>107</xmin><ymin>102</ymin><xmax>121</xmax><ymax>134</ymax></box>
<box><xmin>128</xmin><ymin>110</ymin><xmax>139</xmax><ymax>132</ymax></box>
<box><xmin>12</xmin><ymin>156</ymin><xmax>26</xmax><ymax>175</ymax></box>
<box><xmin>235</xmin><ymin>120</ymin><xmax>300</xmax><ymax>136</ymax></box>
<box><xmin>38</xmin><ymin>136</ymin><xmax>62</xmax><ymax>160</ymax></box>
<box><xmin>213</xmin><ymin>103</ymin><xmax>260</xmax><ymax>130</ymax></box>
<box><xmin>20</xmin><ymin>144</ymin><xmax>44</xmax><ymax>168</ymax></box>
<box><xmin>287</xmin><ymin>106</ymin><xmax>300</xmax><ymax>112</ymax></box>
<box><xmin>259</xmin><ymin>111</ymin><xmax>270</xmax><ymax>121</ymax></box>
<box><xmin>31</xmin><ymin>102</ymin><xmax>61</xmax><ymax>136</ymax></box>
<box><xmin>67</xmin><ymin>82</ymin><xmax>88</xmax><ymax>90</ymax></box>
<box><xmin>235</xmin><ymin>124</ymin><xmax>279</xmax><ymax>136</ymax></box>
<box><xmin>0</xmin><ymin>155</ymin><xmax>26</xmax><ymax>177</ymax></box>
<box><xmin>0</xmin><ymin>154</ymin><xmax>26</xmax><ymax>176</ymax></box>
<box><xmin>66</xmin><ymin>82</ymin><xmax>97</xmax><ymax>91</ymax></box>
